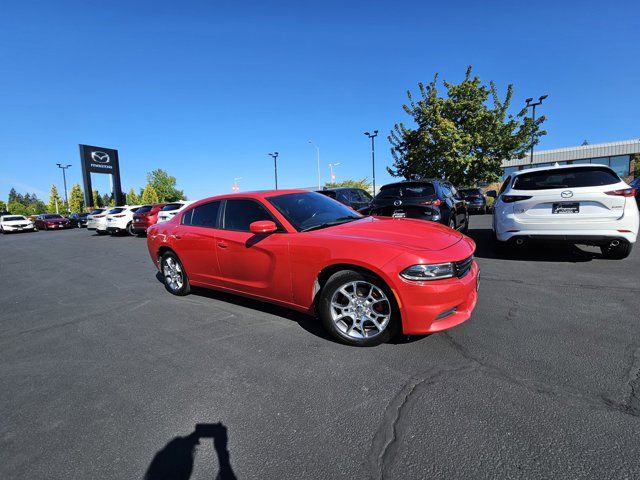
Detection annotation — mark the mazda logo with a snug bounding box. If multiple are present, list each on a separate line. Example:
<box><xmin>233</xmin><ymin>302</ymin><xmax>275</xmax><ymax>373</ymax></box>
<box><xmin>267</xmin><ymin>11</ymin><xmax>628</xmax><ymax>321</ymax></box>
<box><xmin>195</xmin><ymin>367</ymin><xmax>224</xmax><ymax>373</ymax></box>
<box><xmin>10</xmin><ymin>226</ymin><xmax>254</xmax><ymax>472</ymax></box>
<box><xmin>561</xmin><ymin>190</ymin><xmax>573</xmax><ymax>198</ymax></box>
<box><xmin>91</xmin><ymin>151</ymin><xmax>110</xmax><ymax>164</ymax></box>
<box><xmin>394</xmin><ymin>200</ymin><xmax>402</xmax><ymax>206</ymax></box>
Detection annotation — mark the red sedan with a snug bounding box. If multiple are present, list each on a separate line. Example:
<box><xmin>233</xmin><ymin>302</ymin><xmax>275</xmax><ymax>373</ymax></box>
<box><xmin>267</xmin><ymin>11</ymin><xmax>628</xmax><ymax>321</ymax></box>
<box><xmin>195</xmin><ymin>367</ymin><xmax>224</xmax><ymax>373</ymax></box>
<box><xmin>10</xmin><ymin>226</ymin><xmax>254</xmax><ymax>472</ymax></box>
<box><xmin>132</xmin><ymin>203</ymin><xmax>166</xmax><ymax>235</ymax></box>
<box><xmin>146</xmin><ymin>190</ymin><xmax>479</xmax><ymax>346</ymax></box>
<box><xmin>34</xmin><ymin>214</ymin><xmax>72</xmax><ymax>230</ymax></box>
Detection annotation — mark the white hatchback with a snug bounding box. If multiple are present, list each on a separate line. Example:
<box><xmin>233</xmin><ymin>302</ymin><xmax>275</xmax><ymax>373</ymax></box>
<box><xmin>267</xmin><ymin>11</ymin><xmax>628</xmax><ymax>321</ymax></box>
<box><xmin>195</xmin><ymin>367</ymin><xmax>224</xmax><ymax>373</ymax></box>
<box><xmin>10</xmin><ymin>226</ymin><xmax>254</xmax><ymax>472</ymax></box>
<box><xmin>493</xmin><ymin>164</ymin><xmax>638</xmax><ymax>259</ymax></box>
<box><xmin>106</xmin><ymin>205</ymin><xmax>142</xmax><ymax>235</ymax></box>
<box><xmin>87</xmin><ymin>208</ymin><xmax>112</xmax><ymax>235</ymax></box>
<box><xmin>156</xmin><ymin>201</ymin><xmax>194</xmax><ymax>224</ymax></box>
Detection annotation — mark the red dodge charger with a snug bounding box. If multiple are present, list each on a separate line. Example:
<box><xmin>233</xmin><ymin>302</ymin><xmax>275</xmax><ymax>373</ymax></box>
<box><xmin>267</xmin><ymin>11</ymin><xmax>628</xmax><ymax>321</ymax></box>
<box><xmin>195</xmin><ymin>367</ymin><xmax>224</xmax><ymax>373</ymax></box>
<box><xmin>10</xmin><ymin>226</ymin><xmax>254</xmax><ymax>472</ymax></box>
<box><xmin>146</xmin><ymin>190</ymin><xmax>479</xmax><ymax>346</ymax></box>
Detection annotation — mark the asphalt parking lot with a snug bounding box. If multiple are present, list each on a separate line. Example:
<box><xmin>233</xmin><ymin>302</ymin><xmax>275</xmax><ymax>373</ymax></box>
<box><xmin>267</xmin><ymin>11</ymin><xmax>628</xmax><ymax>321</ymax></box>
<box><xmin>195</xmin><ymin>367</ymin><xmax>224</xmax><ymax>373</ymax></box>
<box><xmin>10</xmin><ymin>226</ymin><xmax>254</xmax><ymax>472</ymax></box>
<box><xmin>1</xmin><ymin>215</ymin><xmax>639</xmax><ymax>480</ymax></box>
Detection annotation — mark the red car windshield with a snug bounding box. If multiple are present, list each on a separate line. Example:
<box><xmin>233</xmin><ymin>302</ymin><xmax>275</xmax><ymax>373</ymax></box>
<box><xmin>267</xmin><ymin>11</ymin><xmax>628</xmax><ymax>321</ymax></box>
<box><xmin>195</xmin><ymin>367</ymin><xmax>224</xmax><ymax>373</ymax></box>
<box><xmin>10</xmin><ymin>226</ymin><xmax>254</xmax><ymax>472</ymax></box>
<box><xmin>268</xmin><ymin>192</ymin><xmax>361</xmax><ymax>232</ymax></box>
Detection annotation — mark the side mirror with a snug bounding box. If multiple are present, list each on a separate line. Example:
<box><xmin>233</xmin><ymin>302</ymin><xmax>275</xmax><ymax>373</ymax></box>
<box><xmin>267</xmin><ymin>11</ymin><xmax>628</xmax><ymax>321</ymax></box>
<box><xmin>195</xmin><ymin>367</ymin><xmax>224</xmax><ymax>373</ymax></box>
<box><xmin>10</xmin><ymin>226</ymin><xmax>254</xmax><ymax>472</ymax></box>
<box><xmin>485</xmin><ymin>190</ymin><xmax>497</xmax><ymax>198</ymax></box>
<box><xmin>249</xmin><ymin>220</ymin><xmax>277</xmax><ymax>234</ymax></box>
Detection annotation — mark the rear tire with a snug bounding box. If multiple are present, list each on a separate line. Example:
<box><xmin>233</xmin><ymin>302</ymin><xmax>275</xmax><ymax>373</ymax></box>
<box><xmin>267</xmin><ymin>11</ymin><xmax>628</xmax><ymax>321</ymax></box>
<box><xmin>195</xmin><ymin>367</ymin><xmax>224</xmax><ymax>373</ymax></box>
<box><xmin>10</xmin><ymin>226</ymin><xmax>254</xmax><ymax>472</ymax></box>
<box><xmin>160</xmin><ymin>252</ymin><xmax>191</xmax><ymax>296</ymax></box>
<box><xmin>600</xmin><ymin>241</ymin><xmax>633</xmax><ymax>260</ymax></box>
<box><xmin>318</xmin><ymin>270</ymin><xmax>399</xmax><ymax>347</ymax></box>
<box><xmin>126</xmin><ymin>222</ymin><xmax>135</xmax><ymax>236</ymax></box>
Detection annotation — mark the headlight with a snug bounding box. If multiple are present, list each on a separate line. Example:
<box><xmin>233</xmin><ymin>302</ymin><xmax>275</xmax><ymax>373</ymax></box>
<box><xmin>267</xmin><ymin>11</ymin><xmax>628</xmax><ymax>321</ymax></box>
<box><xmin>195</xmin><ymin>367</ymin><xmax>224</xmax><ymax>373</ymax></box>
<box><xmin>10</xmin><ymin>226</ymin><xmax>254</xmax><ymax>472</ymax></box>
<box><xmin>400</xmin><ymin>263</ymin><xmax>455</xmax><ymax>281</ymax></box>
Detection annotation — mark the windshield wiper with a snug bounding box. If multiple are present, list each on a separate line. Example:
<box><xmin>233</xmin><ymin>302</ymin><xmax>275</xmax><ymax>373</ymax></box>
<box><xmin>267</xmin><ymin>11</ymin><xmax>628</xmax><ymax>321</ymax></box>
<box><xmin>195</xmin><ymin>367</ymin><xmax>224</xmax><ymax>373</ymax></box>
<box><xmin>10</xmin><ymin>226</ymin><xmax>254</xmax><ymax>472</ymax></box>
<box><xmin>300</xmin><ymin>216</ymin><xmax>360</xmax><ymax>232</ymax></box>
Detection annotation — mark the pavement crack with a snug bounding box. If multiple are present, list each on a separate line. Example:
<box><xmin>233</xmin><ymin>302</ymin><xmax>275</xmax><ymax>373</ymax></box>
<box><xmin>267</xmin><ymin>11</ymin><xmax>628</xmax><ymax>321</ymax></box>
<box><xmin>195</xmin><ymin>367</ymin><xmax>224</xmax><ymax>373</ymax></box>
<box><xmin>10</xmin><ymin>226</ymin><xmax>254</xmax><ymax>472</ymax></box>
<box><xmin>369</xmin><ymin>365</ymin><xmax>473</xmax><ymax>480</ymax></box>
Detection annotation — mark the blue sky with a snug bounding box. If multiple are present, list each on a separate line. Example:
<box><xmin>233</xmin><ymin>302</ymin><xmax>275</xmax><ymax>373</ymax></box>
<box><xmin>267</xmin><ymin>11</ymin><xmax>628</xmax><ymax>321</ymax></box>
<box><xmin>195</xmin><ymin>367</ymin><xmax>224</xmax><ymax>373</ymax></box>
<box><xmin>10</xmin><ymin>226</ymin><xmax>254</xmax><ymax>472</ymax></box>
<box><xmin>1</xmin><ymin>0</ymin><xmax>638</xmax><ymax>201</ymax></box>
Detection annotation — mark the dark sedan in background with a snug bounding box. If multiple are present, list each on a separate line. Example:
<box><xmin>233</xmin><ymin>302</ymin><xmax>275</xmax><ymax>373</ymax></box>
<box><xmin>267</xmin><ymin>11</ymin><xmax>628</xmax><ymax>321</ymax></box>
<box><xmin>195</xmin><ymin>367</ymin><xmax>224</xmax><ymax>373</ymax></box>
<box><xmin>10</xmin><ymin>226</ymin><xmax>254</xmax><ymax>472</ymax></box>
<box><xmin>68</xmin><ymin>213</ymin><xmax>89</xmax><ymax>227</ymax></box>
<box><xmin>363</xmin><ymin>180</ymin><xmax>469</xmax><ymax>232</ymax></box>
<box><xmin>459</xmin><ymin>188</ymin><xmax>488</xmax><ymax>214</ymax></box>
<box><xmin>316</xmin><ymin>187</ymin><xmax>372</xmax><ymax>211</ymax></box>
<box><xmin>34</xmin><ymin>214</ymin><xmax>72</xmax><ymax>230</ymax></box>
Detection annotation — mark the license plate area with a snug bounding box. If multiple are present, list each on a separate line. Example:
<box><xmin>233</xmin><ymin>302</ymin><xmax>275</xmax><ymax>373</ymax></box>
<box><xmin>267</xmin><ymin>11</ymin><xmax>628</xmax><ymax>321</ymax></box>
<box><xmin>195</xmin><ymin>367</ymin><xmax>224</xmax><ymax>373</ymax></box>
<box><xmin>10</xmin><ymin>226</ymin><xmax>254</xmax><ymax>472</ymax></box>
<box><xmin>392</xmin><ymin>210</ymin><xmax>406</xmax><ymax>218</ymax></box>
<box><xmin>552</xmin><ymin>202</ymin><xmax>579</xmax><ymax>214</ymax></box>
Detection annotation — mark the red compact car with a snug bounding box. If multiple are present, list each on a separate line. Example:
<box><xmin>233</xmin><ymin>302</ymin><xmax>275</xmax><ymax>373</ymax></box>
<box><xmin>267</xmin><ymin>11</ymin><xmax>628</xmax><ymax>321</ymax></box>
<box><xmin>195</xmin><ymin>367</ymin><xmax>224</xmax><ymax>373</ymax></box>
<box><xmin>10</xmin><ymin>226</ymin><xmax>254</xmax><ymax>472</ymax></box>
<box><xmin>34</xmin><ymin>214</ymin><xmax>72</xmax><ymax>230</ymax></box>
<box><xmin>132</xmin><ymin>203</ymin><xmax>166</xmax><ymax>235</ymax></box>
<box><xmin>146</xmin><ymin>190</ymin><xmax>479</xmax><ymax>346</ymax></box>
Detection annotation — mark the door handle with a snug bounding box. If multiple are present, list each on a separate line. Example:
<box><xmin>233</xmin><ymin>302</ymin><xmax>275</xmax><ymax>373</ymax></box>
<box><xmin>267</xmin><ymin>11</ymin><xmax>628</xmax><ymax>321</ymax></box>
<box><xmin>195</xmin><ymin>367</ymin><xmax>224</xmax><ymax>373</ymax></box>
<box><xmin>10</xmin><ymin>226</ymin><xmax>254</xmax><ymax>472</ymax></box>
<box><xmin>217</xmin><ymin>241</ymin><xmax>228</xmax><ymax>249</ymax></box>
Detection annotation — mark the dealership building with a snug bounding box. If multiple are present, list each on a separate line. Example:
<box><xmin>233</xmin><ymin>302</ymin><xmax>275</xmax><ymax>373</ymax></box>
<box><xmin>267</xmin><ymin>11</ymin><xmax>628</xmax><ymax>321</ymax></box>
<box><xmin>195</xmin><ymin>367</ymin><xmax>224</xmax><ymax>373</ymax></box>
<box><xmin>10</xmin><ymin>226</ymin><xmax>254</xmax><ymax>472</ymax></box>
<box><xmin>500</xmin><ymin>138</ymin><xmax>639</xmax><ymax>180</ymax></box>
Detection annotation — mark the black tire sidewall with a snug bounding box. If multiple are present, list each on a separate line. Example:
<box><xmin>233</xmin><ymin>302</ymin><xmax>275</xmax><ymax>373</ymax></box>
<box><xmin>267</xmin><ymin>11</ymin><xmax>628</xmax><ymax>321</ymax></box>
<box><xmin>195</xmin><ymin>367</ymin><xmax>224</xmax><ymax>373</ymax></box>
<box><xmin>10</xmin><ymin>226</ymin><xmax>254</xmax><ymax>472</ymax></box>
<box><xmin>318</xmin><ymin>270</ymin><xmax>399</xmax><ymax>347</ymax></box>
<box><xmin>160</xmin><ymin>252</ymin><xmax>191</xmax><ymax>296</ymax></box>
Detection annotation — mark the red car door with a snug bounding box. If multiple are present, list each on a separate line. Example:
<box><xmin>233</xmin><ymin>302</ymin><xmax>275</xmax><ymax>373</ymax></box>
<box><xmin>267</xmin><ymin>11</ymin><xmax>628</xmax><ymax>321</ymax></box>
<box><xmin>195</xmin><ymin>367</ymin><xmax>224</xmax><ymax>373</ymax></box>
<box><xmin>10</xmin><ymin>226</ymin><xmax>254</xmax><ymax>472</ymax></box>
<box><xmin>215</xmin><ymin>199</ymin><xmax>292</xmax><ymax>302</ymax></box>
<box><xmin>174</xmin><ymin>200</ymin><xmax>222</xmax><ymax>285</ymax></box>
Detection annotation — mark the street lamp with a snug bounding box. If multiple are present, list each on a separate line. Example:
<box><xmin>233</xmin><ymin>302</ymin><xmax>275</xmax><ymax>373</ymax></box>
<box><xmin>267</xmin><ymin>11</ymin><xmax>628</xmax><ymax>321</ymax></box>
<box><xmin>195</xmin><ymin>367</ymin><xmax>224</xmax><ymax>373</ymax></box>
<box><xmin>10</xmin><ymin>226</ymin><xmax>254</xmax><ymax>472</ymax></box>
<box><xmin>308</xmin><ymin>140</ymin><xmax>321</xmax><ymax>190</ymax></box>
<box><xmin>329</xmin><ymin>162</ymin><xmax>341</xmax><ymax>183</ymax></box>
<box><xmin>364</xmin><ymin>130</ymin><xmax>378</xmax><ymax>195</ymax></box>
<box><xmin>525</xmin><ymin>95</ymin><xmax>548</xmax><ymax>164</ymax></box>
<box><xmin>232</xmin><ymin>177</ymin><xmax>242</xmax><ymax>193</ymax></box>
<box><xmin>56</xmin><ymin>163</ymin><xmax>72</xmax><ymax>213</ymax></box>
<box><xmin>268</xmin><ymin>152</ymin><xmax>279</xmax><ymax>189</ymax></box>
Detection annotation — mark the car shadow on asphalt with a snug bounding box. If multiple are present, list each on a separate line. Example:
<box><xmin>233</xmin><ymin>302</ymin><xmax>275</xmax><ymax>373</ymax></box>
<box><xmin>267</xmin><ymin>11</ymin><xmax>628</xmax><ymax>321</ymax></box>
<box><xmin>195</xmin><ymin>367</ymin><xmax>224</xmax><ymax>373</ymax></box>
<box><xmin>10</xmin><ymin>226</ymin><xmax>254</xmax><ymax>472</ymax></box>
<box><xmin>155</xmin><ymin>272</ymin><xmax>335</xmax><ymax>343</ymax></box>
<box><xmin>144</xmin><ymin>423</ymin><xmax>237</xmax><ymax>480</ymax></box>
<box><xmin>467</xmin><ymin>228</ymin><xmax>602</xmax><ymax>263</ymax></box>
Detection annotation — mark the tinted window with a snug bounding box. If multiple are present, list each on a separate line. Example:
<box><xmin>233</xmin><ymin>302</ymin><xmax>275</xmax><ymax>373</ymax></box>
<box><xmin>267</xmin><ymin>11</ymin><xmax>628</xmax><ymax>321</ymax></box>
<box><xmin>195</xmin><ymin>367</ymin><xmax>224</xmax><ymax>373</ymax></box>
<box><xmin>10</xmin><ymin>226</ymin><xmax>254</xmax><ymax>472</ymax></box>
<box><xmin>460</xmin><ymin>188</ymin><xmax>483</xmax><ymax>196</ymax></box>
<box><xmin>89</xmin><ymin>209</ymin><xmax>105</xmax><ymax>215</ymax></box>
<box><xmin>223</xmin><ymin>199</ymin><xmax>274</xmax><ymax>232</ymax></box>
<box><xmin>318</xmin><ymin>190</ymin><xmax>336</xmax><ymax>199</ymax></box>
<box><xmin>108</xmin><ymin>208</ymin><xmax>125</xmax><ymax>214</ymax></box>
<box><xmin>43</xmin><ymin>214</ymin><xmax>63</xmax><ymax>219</ymax></box>
<box><xmin>513</xmin><ymin>167</ymin><xmax>620</xmax><ymax>190</ymax></box>
<box><xmin>161</xmin><ymin>203</ymin><xmax>183</xmax><ymax>211</ymax></box>
<box><xmin>3</xmin><ymin>216</ymin><xmax>25</xmax><ymax>221</ymax></box>
<box><xmin>499</xmin><ymin>177</ymin><xmax>511</xmax><ymax>195</ymax></box>
<box><xmin>268</xmin><ymin>192</ymin><xmax>361</xmax><ymax>231</ymax></box>
<box><xmin>136</xmin><ymin>205</ymin><xmax>153</xmax><ymax>213</ymax></box>
<box><xmin>185</xmin><ymin>201</ymin><xmax>221</xmax><ymax>228</ymax></box>
<box><xmin>377</xmin><ymin>183</ymin><xmax>435</xmax><ymax>199</ymax></box>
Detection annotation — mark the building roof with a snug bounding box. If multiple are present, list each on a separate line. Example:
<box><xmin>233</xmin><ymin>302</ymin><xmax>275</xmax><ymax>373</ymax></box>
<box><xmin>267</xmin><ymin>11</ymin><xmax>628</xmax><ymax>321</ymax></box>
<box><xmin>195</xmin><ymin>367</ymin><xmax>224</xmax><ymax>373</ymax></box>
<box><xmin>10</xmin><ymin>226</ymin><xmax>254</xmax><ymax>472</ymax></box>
<box><xmin>502</xmin><ymin>138</ymin><xmax>640</xmax><ymax>168</ymax></box>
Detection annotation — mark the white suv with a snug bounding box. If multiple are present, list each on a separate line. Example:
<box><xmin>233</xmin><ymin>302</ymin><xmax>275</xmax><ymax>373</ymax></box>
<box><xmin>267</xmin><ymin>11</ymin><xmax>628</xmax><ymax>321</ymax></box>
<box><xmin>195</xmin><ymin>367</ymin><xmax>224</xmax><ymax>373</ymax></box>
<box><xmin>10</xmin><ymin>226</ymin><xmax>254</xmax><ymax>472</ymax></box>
<box><xmin>87</xmin><ymin>208</ymin><xmax>112</xmax><ymax>235</ymax></box>
<box><xmin>493</xmin><ymin>164</ymin><xmax>638</xmax><ymax>259</ymax></box>
<box><xmin>106</xmin><ymin>205</ymin><xmax>141</xmax><ymax>235</ymax></box>
<box><xmin>156</xmin><ymin>201</ymin><xmax>194</xmax><ymax>223</ymax></box>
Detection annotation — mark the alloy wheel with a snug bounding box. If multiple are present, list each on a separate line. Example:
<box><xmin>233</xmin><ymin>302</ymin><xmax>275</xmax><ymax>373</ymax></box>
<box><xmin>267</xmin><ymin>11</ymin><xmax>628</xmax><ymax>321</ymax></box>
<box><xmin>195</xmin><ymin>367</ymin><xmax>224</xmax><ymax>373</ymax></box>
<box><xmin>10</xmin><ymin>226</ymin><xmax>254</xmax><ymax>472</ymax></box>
<box><xmin>329</xmin><ymin>281</ymin><xmax>391</xmax><ymax>340</ymax></box>
<box><xmin>163</xmin><ymin>257</ymin><xmax>184</xmax><ymax>292</ymax></box>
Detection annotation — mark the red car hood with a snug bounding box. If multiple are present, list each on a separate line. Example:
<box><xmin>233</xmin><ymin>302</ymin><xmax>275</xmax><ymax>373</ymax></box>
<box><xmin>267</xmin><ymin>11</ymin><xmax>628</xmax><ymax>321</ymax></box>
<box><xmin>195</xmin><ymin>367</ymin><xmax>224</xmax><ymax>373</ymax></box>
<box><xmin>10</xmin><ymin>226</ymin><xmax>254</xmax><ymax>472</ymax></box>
<box><xmin>312</xmin><ymin>216</ymin><xmax>464</xmax><ymax>251</ymax></box>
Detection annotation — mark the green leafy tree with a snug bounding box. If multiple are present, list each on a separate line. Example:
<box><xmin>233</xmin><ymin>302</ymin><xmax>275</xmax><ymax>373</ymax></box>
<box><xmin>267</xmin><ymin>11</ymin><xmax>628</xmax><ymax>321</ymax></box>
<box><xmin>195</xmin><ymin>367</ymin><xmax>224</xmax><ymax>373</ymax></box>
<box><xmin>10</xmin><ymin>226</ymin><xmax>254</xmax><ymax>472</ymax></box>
<box><xmin>69</xmin><ymin>184</ymin><xmax>84</xmax><ymax>213</ymax></box>
<box><xmin>0</xmin><ymin>200</ymin><xmax>6</xmax><ymax>212</ymax></box>
<box><xmin>47</xmin><ymin>185</ymin><xmax>62</xmax><ymax>213</ymax></box>
<box><xmin>8</xmin><ymin>188</ymin><xmax>21</xmax><ymax>204</ymax></box>
<box><xmin>92</xmin><ymin>189</ymin><xmax>103</xmax><ymax>208</ymax></box>
<box><xmin>140</xmin><ymin>184</ymin><xmax>160</xmax><ymax>204</ymax></box>
<box><xmin>126</xmin><ymin>188</ymin><xmax>141</xmax><ymax>205</ymax></box>
<box><xmin>324</xmin><ymin>178</ymin><xmax>372</xmax><ymax>192</ymax></box>
<box><xmin>146</xmin><ymin>169</ymin><xmax>185</xmax><ymax>202</ymax></box>
<box><xmin>101</xmin><ymin>193</ymin><xmax>113</xmax><ymax>207</ymax></box>
<box><xmin>388</xmin><ymin>66</ymin><xmax>546</xmax><ymax>186</ymax></box>
<box><xmin>8</xmin><ymin>201</ymin><xmax>29</xmax><ymax>216</ymax></box>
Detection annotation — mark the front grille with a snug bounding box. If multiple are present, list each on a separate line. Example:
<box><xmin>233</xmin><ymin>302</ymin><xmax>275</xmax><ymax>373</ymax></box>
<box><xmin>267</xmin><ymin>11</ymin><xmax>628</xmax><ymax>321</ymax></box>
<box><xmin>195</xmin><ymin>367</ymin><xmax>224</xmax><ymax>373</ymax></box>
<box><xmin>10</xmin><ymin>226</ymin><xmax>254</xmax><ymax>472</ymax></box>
<box><xmin>454</xmin><ymin>255</ymin><xmax>473</xmax><ymax>278</ymax></box>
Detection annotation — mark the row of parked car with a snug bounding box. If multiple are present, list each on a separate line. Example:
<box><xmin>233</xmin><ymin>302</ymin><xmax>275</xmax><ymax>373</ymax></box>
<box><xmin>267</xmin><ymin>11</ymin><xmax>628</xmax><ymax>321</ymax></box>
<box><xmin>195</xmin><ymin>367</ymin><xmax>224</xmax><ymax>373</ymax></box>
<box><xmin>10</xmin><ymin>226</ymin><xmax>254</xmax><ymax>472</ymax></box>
<box><xmin>86</xmin><ymin>201</ymin><xmax>194</xmax><ymax>235</ymax></box>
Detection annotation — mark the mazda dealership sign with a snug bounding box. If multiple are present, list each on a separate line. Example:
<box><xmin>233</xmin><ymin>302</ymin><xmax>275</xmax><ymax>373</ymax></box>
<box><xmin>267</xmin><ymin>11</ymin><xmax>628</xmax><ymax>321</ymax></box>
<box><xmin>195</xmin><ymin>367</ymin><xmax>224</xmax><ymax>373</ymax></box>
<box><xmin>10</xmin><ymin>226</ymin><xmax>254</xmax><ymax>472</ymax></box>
<box><xmin>79</xmin><ymin>144</ymin><xmax>124</xmax><ymax>206</ymax></box>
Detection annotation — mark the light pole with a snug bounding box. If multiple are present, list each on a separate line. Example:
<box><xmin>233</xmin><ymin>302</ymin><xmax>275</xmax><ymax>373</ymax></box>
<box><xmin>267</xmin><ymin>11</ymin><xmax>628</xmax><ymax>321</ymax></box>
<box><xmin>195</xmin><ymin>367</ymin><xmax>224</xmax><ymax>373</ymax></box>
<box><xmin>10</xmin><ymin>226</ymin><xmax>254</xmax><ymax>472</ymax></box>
<box><xmin>308</xmin><ymin>140</ymin><xmax>321</xmax><ymax>189</ymax></box>
<box><xmin>525</xmin><ymin>95</ymin><xmax>548</xmax><ymax>164</ymax></box>
<box><xmin>329</xmin><ymin>162</ymin><xmax>341</xmax><ymax>183</ymax></box>
<box><xmin>268</xmin><ymin>152</ymin><xmax>279</xmax><ymax>189</ymax></box>
<box><xmin>364</xmin><ymin>130</ymin><xmax>378</xmax><ymax>195</ymax></box>
<box><xmin>232</xmin><ymin>177</ymin><xmax>242</xmax><ymax>192</ymax></box>
<box><xmin>56</xmin><ymin>163</ymin><xmax>72</xmax><ymax>213</ymax></box>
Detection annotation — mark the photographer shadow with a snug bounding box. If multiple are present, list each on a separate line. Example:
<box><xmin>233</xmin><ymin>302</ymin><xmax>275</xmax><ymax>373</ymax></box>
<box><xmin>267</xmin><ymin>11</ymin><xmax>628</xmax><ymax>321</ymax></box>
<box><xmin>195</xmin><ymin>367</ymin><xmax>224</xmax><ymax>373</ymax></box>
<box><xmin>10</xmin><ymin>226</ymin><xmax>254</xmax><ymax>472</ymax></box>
<box><xmin>145</xmin><ymin>423</ymin><xmax>237</xmax><ymax>480</ymax></box>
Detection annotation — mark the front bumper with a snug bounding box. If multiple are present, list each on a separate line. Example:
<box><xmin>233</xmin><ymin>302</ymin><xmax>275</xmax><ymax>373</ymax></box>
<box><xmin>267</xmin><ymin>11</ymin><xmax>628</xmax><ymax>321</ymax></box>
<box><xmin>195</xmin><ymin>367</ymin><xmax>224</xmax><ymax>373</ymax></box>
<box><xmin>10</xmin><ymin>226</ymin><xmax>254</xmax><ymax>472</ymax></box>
<box><xmin>3</xmin><ymin>225</ymin><xmax>35</xmax><ymax>232</ymax></box>
<box><xmin>393</xmin><ymin>262</ymin><xmax>479</xmax><ymax>335</ymax></box>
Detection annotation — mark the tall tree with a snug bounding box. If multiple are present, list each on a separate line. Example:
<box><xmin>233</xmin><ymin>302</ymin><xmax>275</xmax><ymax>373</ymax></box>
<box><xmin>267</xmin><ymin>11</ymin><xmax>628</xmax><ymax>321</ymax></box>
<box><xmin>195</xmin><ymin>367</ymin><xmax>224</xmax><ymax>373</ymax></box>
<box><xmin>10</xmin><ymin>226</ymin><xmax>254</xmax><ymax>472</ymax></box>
<box><xmin>69</xmin><ymin>184</ymin><xmax>84</xmax><ymax>213</ymax></box>
<box><xmin>0</xmin><ymin>200</ymin><xmax>7</xmax><ymax>212</ymax></box>
<box><xmin>388</xmin><ymin>66</ymin><xmax>546</xmax><ymax>186</ymax></box>
<box><xmin>125</xmin><ymin>188</ymin><xmax>139</xmax><ymax>205</ymax></box>
<box><xmin>8</xmin><ymin>188</ymin><xmax>22</xmax><ymax>204</ymax></box>
<box><xmin>101</xmin><ymin>193</ymin><xmax>112</xmax><ymax>207</ymax></box>
<box><xmin>8</xmin><ymin>201</ymin><xmax>28</xmax><ymax>216</ymax></box>
<box><xmin>47</xmin><ymin>185</ymin><xmax>62</xmax><ymax>213</ymax></box>
<box><xmin>92</xmin><ymin>189</ymin><xmax>103</xmax><ymax>208</ymax></box>
<box><xmin>146</xmin><ymin>169</ymin><xmax>185</xmax><ymax>202</ymax></box>
<box><xmin>140</xmin><ymin>184</ymin><xmax>160</xmax><ymax>204</ymax></box>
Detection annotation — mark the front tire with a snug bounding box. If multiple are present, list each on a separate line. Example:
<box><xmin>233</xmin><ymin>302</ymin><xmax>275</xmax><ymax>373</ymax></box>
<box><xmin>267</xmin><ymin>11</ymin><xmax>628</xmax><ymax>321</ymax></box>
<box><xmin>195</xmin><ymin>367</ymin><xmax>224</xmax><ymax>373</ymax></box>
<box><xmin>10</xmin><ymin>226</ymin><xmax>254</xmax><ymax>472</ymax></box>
<box><xmin>318</xmin><ymin>270</ymin><xmax>399</xmax><ymax>347</ymax></box>
<box><xmin>600</xmin><ymin>241</ymin><xmax>633</xmax><ymax>260</ymax></box>
<box><xmin>160</xmin><ymin>252</ymin><xmax>191</xmax><ymax>296</ymax></box>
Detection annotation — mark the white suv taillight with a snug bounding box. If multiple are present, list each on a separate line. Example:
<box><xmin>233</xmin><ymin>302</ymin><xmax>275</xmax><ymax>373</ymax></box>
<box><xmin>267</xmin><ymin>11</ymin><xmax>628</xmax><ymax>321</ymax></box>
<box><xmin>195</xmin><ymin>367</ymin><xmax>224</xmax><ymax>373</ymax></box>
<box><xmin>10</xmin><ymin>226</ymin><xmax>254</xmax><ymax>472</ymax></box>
<box><xmin>605</xmin><ymin>188</ymin><xmax>635</xmax><ymax>197</ymax></box>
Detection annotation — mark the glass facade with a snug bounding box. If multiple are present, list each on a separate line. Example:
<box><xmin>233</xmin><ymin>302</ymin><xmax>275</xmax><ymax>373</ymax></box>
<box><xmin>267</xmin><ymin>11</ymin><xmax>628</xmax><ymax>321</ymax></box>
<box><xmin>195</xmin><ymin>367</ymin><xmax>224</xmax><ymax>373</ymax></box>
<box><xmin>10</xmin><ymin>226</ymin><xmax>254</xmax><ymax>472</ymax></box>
<box><xmin>502</xmin><ymin>154</ymin><xmax>631</xmax><ymax>179</ymax></box>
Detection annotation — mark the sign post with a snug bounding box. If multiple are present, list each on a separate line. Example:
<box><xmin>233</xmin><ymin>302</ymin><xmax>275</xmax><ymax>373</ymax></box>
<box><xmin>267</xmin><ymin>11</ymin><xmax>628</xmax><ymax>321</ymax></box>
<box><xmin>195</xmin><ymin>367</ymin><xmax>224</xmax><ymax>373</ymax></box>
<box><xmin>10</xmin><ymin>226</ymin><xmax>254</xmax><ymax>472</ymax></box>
<box><xmin>78</xmin><ymin>145</ymin><xmax>124</xmax><ymax>208</ymax></box>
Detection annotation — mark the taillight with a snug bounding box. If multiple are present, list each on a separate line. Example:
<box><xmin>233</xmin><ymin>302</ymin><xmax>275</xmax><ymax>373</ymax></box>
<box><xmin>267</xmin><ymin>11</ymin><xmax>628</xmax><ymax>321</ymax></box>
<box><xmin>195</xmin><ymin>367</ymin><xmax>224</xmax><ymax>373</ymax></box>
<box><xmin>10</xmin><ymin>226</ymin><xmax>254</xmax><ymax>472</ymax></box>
<box><xmin>420</xmin><ymin>199</ymin><xmax>442</xmax><ymax>206</ymax></box>
<box><xmin>605</xmin><ymin>188</ymin><xmax>635</xmax><ymax>197</ymax></box>
<box><xmin>94</xmin><ymin>214</ymin><xmax>105</xmax><ymax>218</ymax></box>
<box><xmin>114</xmin><ymin>214</ymin><xmax>125</xmax><ymax>218</ymax></box>
<box><xmin>501</xmin><ymin>195</ymin><xmax>532</xmax><ymax>203</ymax></box>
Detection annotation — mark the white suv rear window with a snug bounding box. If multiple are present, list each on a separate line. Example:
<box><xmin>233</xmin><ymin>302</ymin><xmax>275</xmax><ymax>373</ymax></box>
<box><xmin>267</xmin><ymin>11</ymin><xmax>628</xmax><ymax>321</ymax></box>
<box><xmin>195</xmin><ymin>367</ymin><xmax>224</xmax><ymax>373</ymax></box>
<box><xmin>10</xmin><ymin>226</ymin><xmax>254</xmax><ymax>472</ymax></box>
<box><xmin>513</xmin><ymin>167</ymin><xmax>620</xmax><ymax>190</ymax></box>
